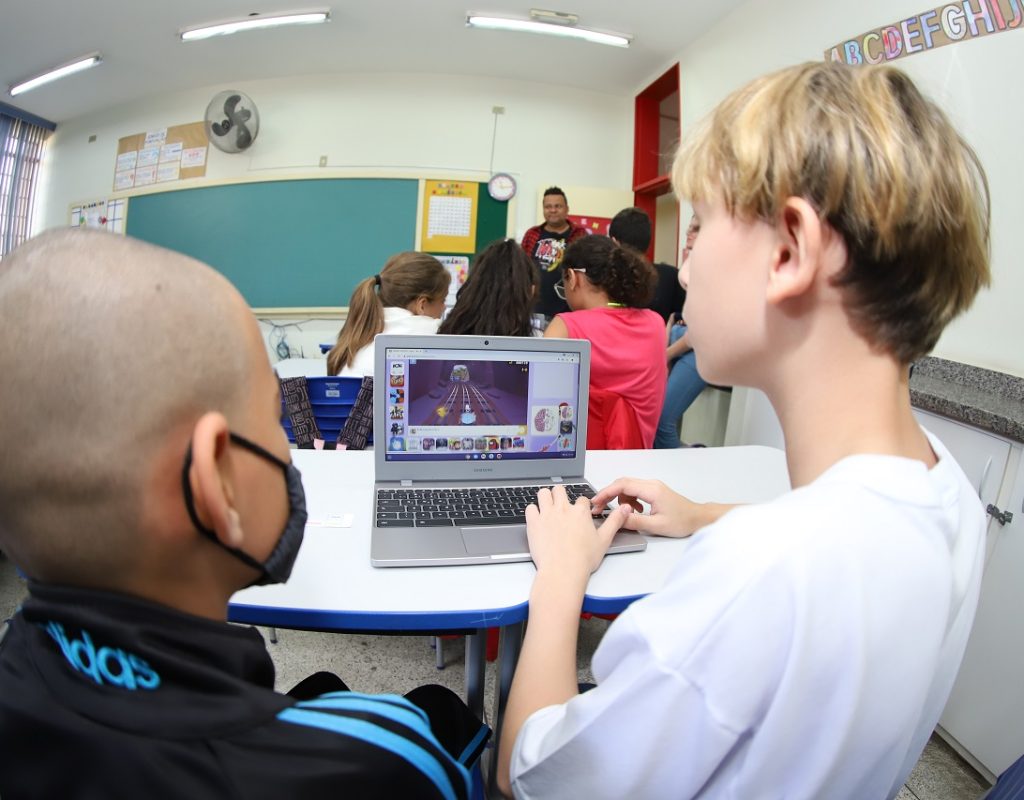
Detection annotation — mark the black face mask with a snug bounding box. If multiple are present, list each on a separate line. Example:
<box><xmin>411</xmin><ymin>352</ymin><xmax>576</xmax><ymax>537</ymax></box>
<box><xmin>182</xmin><ymin>432</ymin><xmax>307</xmax><ymax>586</ymax></box>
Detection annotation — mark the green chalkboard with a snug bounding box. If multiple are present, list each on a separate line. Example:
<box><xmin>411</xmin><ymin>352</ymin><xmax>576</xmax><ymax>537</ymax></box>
<box><xmin>126</xmin><ymin>178</ymin><xmax>510</xmax><ymax>308</ymax></box>
<box><xmin>126</xmin><ymin>178</ymin><xmax>418</xmax><ymax>308</ymax></box>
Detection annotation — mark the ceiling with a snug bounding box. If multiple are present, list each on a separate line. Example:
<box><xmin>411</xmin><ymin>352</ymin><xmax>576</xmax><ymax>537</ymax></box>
<box><xmin>1</xmin><ymin>1</ymin><xmax>748</xmax><ymax>124</ymax></box>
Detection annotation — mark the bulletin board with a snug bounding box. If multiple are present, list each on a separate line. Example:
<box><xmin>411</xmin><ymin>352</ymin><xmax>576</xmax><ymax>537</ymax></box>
<box><xmin>70</xmin><ymin>197</ymin><xmax>127</xmax><ymax>233</ymax></box>
<box><xmin>420</xmin><ymin>179</ymin><xmax>479</xmax><ymax>253</ymax></box>
<box><xmin>113</xmin><ymin>122</ymin><xmax>208</xmax><ymax>192</ymax></box>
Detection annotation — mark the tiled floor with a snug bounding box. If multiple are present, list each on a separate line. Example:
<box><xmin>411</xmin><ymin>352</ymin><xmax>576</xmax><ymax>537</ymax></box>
<box><xmin>0</xmin><ymin>554</ymin><xmax>992</xmax><ymax>798</ymax></box>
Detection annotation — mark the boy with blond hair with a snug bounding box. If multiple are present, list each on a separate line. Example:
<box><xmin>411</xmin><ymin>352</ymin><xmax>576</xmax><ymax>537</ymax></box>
<box><xmin>499</xmin><ymin>62</ymin><xmax>990</xmax><ymax>799</ymax></box>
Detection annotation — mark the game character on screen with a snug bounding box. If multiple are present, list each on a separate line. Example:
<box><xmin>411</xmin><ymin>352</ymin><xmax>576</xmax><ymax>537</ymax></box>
<box><xmin>558</xmin><ymin>402</ymin><xmax>575</xmax><ymax>436</ymax></box>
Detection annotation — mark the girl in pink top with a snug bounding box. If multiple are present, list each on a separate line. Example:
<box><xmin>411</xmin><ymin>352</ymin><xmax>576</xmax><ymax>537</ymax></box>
<box><xmin>545</xmin><ymin>236</ymin><xmax>667</xmax><ymax>448</ymax></box>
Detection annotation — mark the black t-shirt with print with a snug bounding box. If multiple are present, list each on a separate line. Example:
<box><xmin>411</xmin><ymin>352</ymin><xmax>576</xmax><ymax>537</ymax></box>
<box><xmin>528</xmin><ymin>228</ymin><xmax>573</xmax><ymax>318</ymax></box>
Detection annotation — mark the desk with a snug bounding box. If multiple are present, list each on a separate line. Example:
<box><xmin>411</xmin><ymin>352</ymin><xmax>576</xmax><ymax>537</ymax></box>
<box><xmin>228</xmin><ymin>450</ymin><xmax>535</xmax><ymax>718</ymax></box>
<box><xmin>228</xmin><ymin>447</ymin><xmax>790</xmax><ymax>731</ymax></box>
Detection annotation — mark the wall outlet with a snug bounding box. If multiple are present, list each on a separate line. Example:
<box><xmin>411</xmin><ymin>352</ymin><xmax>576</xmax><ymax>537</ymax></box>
<box><xmin>319</xmin><ymin>155</ymin><xmax>328</xmax><ymax>167</ymax></box>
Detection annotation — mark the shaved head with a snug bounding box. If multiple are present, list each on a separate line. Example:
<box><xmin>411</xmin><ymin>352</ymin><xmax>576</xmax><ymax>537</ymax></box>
<box><xmin>0</xmin><ymin>230</ymin><xmax>257</xmax><ymax>581</ymax></box>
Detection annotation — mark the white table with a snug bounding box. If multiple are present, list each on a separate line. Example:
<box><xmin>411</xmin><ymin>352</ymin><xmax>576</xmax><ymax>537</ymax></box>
<box><xmin>582</xmin><ymin>447</ymin><xmax>790</xmax><ymax>612</ymax></box>
<box><xmin>273</xmin><ymin>357</ymin><xmax>328</xmax><ymax>378</ymax></box>
<box><xmin>228</xmin><ymin>447</ymin><xmax>791</xmax><ymax>723</ymax></box>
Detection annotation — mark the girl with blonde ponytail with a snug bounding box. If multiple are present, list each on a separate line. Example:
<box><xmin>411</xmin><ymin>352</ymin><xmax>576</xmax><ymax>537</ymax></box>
<box><xmin>327</xmin><ymin>252</ymin><xmax>450</xmax><ymax>377</ymax></box>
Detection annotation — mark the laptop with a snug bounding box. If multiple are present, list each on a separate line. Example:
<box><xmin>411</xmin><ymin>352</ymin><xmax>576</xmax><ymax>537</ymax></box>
<box><xmin>370</xmin><ymin>334</ymin><xmax>647</xmax><ymax>567</ymax></box>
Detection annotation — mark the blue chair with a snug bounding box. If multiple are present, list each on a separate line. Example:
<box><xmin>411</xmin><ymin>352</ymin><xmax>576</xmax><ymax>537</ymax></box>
<box><xmin>280</xmin><ymin>376</ymin><xmax>363</xmax><ymax>445</ymax></box>
<box><xmin>985</xmin><ymin>753</ymin><xmax>1024</xmax><ymax>798</ymax></box>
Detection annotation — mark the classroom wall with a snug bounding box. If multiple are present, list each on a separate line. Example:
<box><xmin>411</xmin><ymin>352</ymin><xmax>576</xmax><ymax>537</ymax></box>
<box><xmin>657</xmin><ymin>0</ymin><xmax>1023</xmax><ymax>379</ymax></box>
<box><xmin>33</xmin><ymin>71</ymin><xmax>632</xmax><ymax>364</ymax></box>
<box><xmin>654</xmin><ymin>194</ymin><xmax>680</xmax><ymax>266</ymax></box>
<box><xmin>536</xmin><ymin>185</ymin><xmax>636</xmax><ymax>223</ymax></box>
<box><xmin>35</xmin><ymin>71</ymin><xmax>634</xmax><ymax>246</ymax></box>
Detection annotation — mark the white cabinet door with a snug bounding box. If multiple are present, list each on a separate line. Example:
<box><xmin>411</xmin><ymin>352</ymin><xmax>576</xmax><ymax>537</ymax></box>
<box><xmin>939</xmin><ymin>444</ymin><xmax>1024</xmax><ymax>777</ymax></box>
<box><xmin>913</xmin><ymin>409</ymin><xmax>1010</xmax><ymax>523</ymax></box>
<box><xmin>912</xmin><ymin>410</ymin><xmax>1021</xmax><ymax>776</ymax></box>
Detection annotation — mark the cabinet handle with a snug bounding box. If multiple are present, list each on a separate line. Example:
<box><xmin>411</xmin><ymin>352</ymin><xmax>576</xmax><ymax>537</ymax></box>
<box><xmin>986</xmin><ymin>504</ymin><xmax>1013</xmax><ymax>526</ymax></box>
<box><xmin>977</xmin><ymin>456</ymin><xmax>993</xmax><ymax>499</ymax></box>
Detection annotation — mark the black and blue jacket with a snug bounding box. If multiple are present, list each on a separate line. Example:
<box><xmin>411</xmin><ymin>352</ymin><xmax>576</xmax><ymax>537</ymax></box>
<box><xmin>0</xmin><ymin>583</ymin><xmax>488</xmax><ymax>799</ymax></box>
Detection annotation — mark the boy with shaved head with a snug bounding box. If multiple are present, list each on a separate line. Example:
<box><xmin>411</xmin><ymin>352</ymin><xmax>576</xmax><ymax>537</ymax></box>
<box><xmin>499</xmin><ymin>63</ymin><xmax>991</xmax><ymax>798</ymax></box>
<box><xmin>0</xmin><ymin>230</ymin><xmax>487</xmax><ymax>799</ymax></box>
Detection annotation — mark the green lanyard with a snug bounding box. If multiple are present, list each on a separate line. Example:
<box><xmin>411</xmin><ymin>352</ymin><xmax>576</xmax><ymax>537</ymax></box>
<box><xmin>606</xmin><ymin>302</ymin><xmax>625</xmax><ymax>308</ymax></box>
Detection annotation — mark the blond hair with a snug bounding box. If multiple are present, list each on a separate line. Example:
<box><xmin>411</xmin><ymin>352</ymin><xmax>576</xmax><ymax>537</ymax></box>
<box><xmin>327</xmin><ymin>252</ymin><xmax>450</xmax><ymax>375</ymax></box>
<box><xmin>673</xmin><ymin>61</ymin><xmax>990</xmax><ymax>364</ymax></box>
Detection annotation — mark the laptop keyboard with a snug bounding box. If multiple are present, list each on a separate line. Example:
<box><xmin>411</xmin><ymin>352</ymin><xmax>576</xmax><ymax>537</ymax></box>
<box><xmin>375</xmin><ymin>484</ymin><xmax>597</xmax><ymax>527</ymax></box>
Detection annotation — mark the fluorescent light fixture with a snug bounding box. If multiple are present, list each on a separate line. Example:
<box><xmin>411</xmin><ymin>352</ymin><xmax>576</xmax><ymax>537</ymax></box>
<box><xmin>466</xmin><ymin>15</ymin><xmax>630</xmax><ymax>48</ymax></box>
<box><xmin>181</xmin><ymin>11</ymin><xmax>329</xmax><ymax>42</ymax></box>
<box><xmin>9</xmin><ymin>54</ymin><xmax>102</xmax><ymax>97</ymax></box>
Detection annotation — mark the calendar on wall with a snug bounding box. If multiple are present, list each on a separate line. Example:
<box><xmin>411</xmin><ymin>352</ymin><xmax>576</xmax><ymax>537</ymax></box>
<box><xmin>420</xmin><ymin>180</ymin><xmax>479</xmax><ymax>254</ymax></box>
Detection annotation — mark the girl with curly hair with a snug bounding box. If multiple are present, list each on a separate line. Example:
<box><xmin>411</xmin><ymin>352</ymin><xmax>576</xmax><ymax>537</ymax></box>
<box><xmin>545</xmin><ymin>235</ymin><xmax>666</xmax><ymax>447</ymax></box>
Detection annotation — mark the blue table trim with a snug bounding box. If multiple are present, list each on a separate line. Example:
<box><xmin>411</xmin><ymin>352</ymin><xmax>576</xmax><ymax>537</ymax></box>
<box><xmin>581</xmin><ymin>593</ymin><xmax>647</xmax><ymax>616</ymax></box>
<box><xmin>228</xmin><ymin>601</ymin><xmax>530</xmax><ymax>631</ymax></box>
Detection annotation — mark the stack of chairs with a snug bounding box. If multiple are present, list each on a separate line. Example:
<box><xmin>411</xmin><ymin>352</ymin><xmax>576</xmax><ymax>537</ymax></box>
<box><xmin>279</xmin><ymin>376</ymin><xmax>373</xmax><ymax>449</ymax></box>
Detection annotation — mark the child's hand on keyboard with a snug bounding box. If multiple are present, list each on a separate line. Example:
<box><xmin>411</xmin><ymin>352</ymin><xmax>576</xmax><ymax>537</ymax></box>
<box><xmin>590</xmin><ymin>478</ymin><xmax>735</xmax><ymax>538</ymax></box>
<box><xmin>524</xmin><ymin>486</ymin><xmax>632</xmax><ymax>580</ymax></box>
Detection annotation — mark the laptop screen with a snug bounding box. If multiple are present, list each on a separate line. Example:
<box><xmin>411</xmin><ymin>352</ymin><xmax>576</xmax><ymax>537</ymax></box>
<box><xmin>382</xmin><ymin>344</ymin><xmax>582</xmax><ymax>463</ymax></box>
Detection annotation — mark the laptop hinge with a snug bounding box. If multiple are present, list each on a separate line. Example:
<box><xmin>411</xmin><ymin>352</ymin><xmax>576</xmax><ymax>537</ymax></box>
<box><xmin>550</xmin><ymin>476</ymin><xmax>563</xmax><ymax>483</ymax></box>
<box><xmin>400</xmin><ymin>479</ymin><xmax>413</xmax><ymax>486</ymax></box>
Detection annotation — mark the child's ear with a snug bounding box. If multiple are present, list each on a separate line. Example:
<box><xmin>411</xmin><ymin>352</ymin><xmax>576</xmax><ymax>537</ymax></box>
<box><xmin>186</xmin><ymin>412</ymin><xmax>244</xmax><ymax>548</ymax></box>
<box><xmin>766</xmin><ymin>197</ymin><xmax>822</xmax><ymax>305</ymax></box>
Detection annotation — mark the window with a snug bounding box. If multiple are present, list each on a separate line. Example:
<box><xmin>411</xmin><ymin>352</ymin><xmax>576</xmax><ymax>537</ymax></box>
<box><xmin>0</xmin><ymin>110</ymin><xmax>52</xmax><ymax>258</ymax></box>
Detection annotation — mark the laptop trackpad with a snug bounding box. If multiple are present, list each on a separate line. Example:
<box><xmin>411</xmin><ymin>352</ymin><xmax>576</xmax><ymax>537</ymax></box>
<box><xmin>461</xmin><ymin>526</ymin><xmax>529</xmax><ymax>557</ymax></box>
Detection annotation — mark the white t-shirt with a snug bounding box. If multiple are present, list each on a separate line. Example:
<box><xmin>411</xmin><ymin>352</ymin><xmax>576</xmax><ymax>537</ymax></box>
<box><xmin>338</xmin><ymin>307</ymin><xmax>441</xmax><ymax>378</ymax></box>
<box><xmin>510</xmin><ymin>432</ymin><xmax>985</xmax><ymax>800</ymax></box>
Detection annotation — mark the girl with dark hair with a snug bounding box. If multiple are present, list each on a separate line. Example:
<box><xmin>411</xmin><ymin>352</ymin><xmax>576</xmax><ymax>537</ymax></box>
<box><xmin>327</xmin><ymin>252</ymin><xmax>450</xmax><ymax>377</ymax></box>
<box><xmin>439</xmin><ymin>239</ymin><xmax>539</xmax><ymax>337</ymax></box>
<box><xmin>545</xmin><ymin>235</ymin><xmax>666</xmax><ymax>448</ymax></box>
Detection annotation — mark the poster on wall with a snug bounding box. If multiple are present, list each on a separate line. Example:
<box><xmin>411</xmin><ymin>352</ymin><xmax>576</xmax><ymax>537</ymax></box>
<box><xmin>433</xmin><ymin>255</ymin><xmax>470</xmax><ymax>313</ymax></box>
<box><xmin>70</xmin><ymin>198</ymin><xmax>126</xmax><ymax>233</ymax></box>
<box><xmin>113</xmin><ymin>122</ymin><xmax>208</xmax><ymax>192</ymax></box>
<box><xmin>569</xmin><ymin>215</ymin><xmax>612</xmax><ymax>236</ymax></box>
<box><xmin>420</xmin><ymin>180</ymin><xmax>479</xmax><ymax>254</ymax></box>
<box><xmin>826</xmin><ymin>1</ymin><xmax>1023</xmax><ymax>65</ymax></box>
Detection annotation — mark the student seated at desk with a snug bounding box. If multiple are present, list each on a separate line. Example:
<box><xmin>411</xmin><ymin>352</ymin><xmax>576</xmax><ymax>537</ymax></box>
<box><xmin>499</xmin><ymin>62</ymin><xmax>990</xmax><ymax>799</ymax></box>
<box><xmin>0</xmin><ymin>231</ymin><xmax>487</xmax><ymax>799</ymax></box>
<box><xmin>544</xmin><ymin>236</ymin><xmax>666</xmax><ymax>449</ymax></box>
<box><xmin>439</xmin><ymin>239</ymin><xmax>539</xmax><ymax>337</ymax></box>
<box><xmin>327</xmin><ymin>251</ymin><xmax>450</xmax><ymax>377</ymax></box>
<box><xmin>655</xmin><ymin>215</ymin><xmax>707</xmax><ymax>448</ymax></box>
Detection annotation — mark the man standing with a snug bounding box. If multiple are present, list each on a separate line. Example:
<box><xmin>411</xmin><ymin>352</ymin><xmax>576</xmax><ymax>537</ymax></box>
<box><xmin>521</xmin><ymin>186</ymin><xmax>587</xmax><ymax>320</ymax></box>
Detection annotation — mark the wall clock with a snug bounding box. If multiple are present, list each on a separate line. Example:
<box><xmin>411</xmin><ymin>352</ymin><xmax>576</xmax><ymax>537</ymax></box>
<box><xmin>487</xmin><ymin>172</ymin><xmax>517</xmax><ymax>202</ymax></box>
